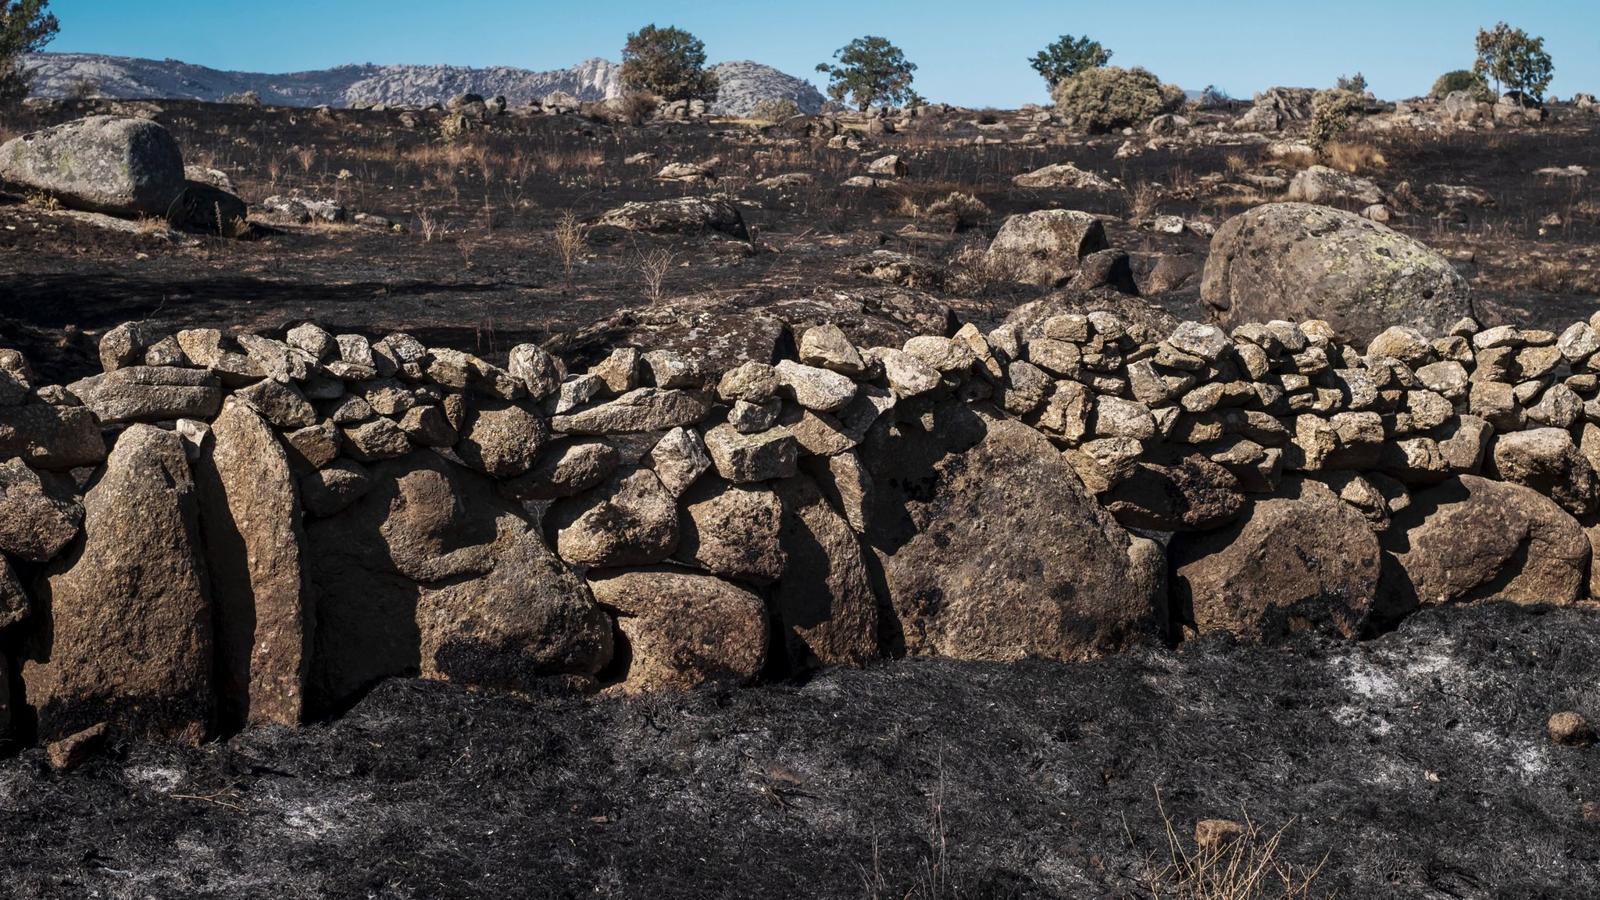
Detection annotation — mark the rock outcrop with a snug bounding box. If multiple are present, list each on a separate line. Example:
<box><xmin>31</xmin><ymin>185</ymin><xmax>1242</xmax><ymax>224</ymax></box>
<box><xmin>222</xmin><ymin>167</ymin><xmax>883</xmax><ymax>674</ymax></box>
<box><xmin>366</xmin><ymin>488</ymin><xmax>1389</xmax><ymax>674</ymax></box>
<box><xmin>23</xmin><ymin>426</ymin><xmax>213</xmax><ymax>744</ymax></box>
<box><xmin>0</xmin><ymin>115</ymin><xmax>184</xmax><ymax>216</ymax></box>
<box><xmin>1202</xmin><ymin>203</ymin><xmax>1473</xmax><ymax>344</ymax></box>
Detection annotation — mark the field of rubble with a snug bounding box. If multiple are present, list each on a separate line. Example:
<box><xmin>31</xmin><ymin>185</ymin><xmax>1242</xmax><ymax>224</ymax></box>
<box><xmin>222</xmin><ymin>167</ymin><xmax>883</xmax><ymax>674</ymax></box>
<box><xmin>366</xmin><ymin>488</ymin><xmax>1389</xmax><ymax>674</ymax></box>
<box><xmin>0</xmin><ymin>86</ymin><xmax>1599</xmax><ymax>900</ymax></box>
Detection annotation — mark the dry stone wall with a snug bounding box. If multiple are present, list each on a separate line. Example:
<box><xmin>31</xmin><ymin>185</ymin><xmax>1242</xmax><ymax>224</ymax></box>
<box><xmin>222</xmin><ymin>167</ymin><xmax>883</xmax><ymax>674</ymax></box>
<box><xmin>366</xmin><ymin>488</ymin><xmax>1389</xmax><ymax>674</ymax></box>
<box><xmin>3</xmin><ymin>308</ymin><xmax>1600</xmax><ymax>749</ymax></box>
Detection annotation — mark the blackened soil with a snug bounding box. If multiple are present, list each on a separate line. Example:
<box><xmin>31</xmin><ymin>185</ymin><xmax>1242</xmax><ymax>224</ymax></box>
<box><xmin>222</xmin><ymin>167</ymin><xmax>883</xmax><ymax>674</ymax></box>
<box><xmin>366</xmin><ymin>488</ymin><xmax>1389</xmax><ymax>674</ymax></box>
<box><xmin>0</xmin><ymin>603</ymin><xmax>1596</xmax><ymax>899</ymax></box>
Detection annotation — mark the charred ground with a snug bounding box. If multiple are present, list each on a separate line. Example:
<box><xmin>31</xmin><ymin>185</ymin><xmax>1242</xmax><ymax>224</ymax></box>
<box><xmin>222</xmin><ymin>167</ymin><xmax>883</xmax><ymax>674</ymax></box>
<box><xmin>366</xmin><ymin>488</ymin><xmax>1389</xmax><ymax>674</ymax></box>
<box><xmin>0</xmin><ymin>604</ymin><xmax>1595</xmax><ymax>899</ymax></box>
<box><xmin>0</xmin><ymin>98</ymin><xmax>1596</xmax><ymax>385</ymax></box>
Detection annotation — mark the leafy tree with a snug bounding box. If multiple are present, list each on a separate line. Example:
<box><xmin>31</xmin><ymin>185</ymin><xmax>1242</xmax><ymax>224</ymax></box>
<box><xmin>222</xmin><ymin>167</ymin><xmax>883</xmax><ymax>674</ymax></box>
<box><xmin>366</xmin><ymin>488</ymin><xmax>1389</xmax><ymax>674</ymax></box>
<box><xmin>0</xmin><ymin>0</ymin><xmax>58</xmax><ymax>109</ymax></box>
<box><xmin>1473</xmin><ymin>22</ymin><xmax>1554</xmax><ymax>103</ymax></box>
<box><xmin>1030</xmin><ymin>34</ymin><xmax>1111</xmax><ymax>91</ymax></box>
<box><xmin>619</xmin><ymin>24</ymin><xmax>718</xmax><ymax>103</ymax></box>
<box><xmin>816</xmin><ymin>36</ymin><xmax>918</xmax><ymax>110</ymax></box>
<box><xmin>1431</xmin><ymin>69</ymin><xmax>1489</xmax><ymax>99</ymax></box>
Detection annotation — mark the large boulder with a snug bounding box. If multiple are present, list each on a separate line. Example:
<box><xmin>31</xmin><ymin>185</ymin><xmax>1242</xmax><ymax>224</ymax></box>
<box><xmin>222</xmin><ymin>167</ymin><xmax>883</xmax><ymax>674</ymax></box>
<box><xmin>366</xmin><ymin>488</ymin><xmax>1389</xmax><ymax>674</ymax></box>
<box><xmin>1170</xmin><ymin>478</ymin><xmax>1381</xmax><ymax>641</ymax></box>
<box><xmin>1286</xmin><ymin>166</ymin><xmax>1383</xmax><ymax>206</ymax></box>
<box><xmin>594</xmin><ymin>197</ymin><xmax>749</xmax><ymax>240</ymax></box>
<box><xmin>308</xmin><ymin>452</ymin><xmax>612</xmax><ymax>712</ymax></box>
<box><xmin>1234</xmin><ymin>87</ymin><xmax>1315</xmax><ymax>132</ymax></box>
<box><xmin>773</xmin><ymin>474</ymin><xmax>880</xmax><ymax>668</ymax></box>
<box><xmin>193</xmin><ymin>399</ymin><xmax>310</xmax><ymax>730</ymax></box>
<box><xmin>1201</xmin><ymin>203</ymin><xmax>1472</xmax><ymax>345</ymax></box>
<box><xmin>862</xmin><ymin>402</ymin><xmax>1158</xmax><ymax>662</ymax></box>
<box><xmin>23</xmin><ymin>426</ymin><xmax>213</xmax><ymax>744</ymax></box>
<box><xmin>587</xmin><ymin>568</ymin><xmax>767</xmax><ymax>692</ymax></box>
<box><xmin>985</xmin><ymin>210</ymin><xmax>1109</xmax><ymax>288</ymax></box>
<box><xmin>1381</xmin><ymin>475</ymin><xmax>1588</xmax><ymax>610</ymax></box>
<box><xmin>0</xmin><ymin>116</ymin><xmax>185</xmax><ymax>217</ymax></box>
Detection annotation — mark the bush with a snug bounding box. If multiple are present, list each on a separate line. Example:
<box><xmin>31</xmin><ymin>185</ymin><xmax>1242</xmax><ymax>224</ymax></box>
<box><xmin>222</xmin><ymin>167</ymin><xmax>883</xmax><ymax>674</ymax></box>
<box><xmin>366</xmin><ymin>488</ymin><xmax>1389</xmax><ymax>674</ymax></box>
<box><xmin>620</xmin><ymin>24</ymin><xmax>718</xmax><ymax>102</ymax></box>
<box><xmin>1309</xmin><ymin>88</ymin><xmax>1364</xmax><ymax>156</ymax></box>
<box><xmin>615</xmin><ymin>91</ymin><xmax>660</xmax><ymax>125</ymax></box>
<box><xmin>1050</xmin><ymin>66</ymin><xmax>1185</xmax><ymax>133</ymax></box>
<box><xmin>749</xmin><ymin>98</ymin><xmax>800</xmax><ymax>122</ymax></box>
<box><xmin>1432</xmin><ymin>69</ymin><xmax>1488</xmax><ymax>99</ymax></box>
<box><xmin>0</xmin><ymin>0</ymin><xmax>58</xmax><ymax>110</ymax></box>
<box><xmin>923</xmin><ymin>192</ymin><xmax>990</xmax><ymax>230</ymax></box>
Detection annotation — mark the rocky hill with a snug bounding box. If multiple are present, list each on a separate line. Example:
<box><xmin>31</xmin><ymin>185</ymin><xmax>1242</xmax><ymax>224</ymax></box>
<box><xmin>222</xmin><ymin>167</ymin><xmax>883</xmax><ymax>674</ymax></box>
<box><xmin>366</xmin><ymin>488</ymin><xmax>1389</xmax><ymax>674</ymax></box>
<box><xmin>709</xmin><ymin>60</ymin><xmax>825</xmax><ymax>116</ymax></box>
<box><xmin>21</xmin><ymin>52</ymin><xmax>822</xmax><ymax>114</ymax></box>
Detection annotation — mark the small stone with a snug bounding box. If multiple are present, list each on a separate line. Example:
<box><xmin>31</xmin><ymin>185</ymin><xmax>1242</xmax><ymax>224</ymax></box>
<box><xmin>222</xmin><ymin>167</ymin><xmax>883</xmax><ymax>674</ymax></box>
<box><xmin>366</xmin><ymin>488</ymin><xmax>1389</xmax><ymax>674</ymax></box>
<box><xmin>648</xmin><ymin>427</ymin><xmax>712</xmax><ymax>496</ymax></box>
<box><xmin>876</xmin><ymin>349</ymin><xmax>941</xmax><ymax>398</ymax></box>
<box><xmin>47</xmin><ymin>721</ymin><xmax>110</xmax><ymax>772</ymax></box>
<box><xmin>341</xmin><ymin>417</ymin><xmax>412</xmax><ymax>462</ymax></box>
<box><xmin>728</xmin><ymin>398</ymin><xmax>780</xmax><ymax>433</ymax></box>
<box><xmin>286</xmin><ymin>323</ymin><xmax>336</xmax><ymax>361</ymax></box>
<box><xmin>1548</xmin><ymin>711</ymin><xmax>1595</xmax><ymax>747</ymax></box>
<box><xmin>299</xmin><ymin>460</ymin><xmax>373</xmax><ymax>518</ymax></box>
<box><xmin>773</xmin><ymin>360</ymin><xmax>857</xmax><ymax>412</ymax></box>
<box><xmin>642</xmin><ymin>349</ymin><xmax>701</xmax><ymax>389</ymax></box>
<box><xmin>718</xmin><ymin>361</ymin><xmax>780</xmax><ymax>403</ymax></box>
<box><xmin>283</xmin><ymin>422</ymin><xmax>340</xmax><ymax>470</ymax></box>
<box><xmin>799</xmin><ymin>324</ymin><xmax>867</xmax><ymax>376</ymax></box>
<box><xmin>902</xmin><ymin>335</ymin><xmax>975</xmax><ymax>374</ymax></box>
<box><xmin>704</xmin><ymin>424</ymin><xmax>799</xmax><ymax>483</ymax></box>
<box><xmin>508</xmin><ymin>344</ymin><xmax>562</xmax><ymax>400</ymax></box>
<box><xmin>1168</xmin><ymin>321</ymin><xmax>1229</xmax><ymax>362</ymax></box>
<box><xmin>589</xmin><ymin>347</ymin><xmax>641</xmax><ymax>395</ymax></box>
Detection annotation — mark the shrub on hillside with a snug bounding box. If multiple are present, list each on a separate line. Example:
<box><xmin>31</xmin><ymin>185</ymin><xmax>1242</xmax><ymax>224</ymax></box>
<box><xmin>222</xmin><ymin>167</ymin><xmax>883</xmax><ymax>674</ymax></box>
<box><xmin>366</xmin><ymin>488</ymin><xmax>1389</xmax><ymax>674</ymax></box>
<box><xmin>749</xmin><ymin>98</ymin><xmax>800</xmax><ymax>122</ymax></box>
<box><xmin>615</xmin><ymin>92</ymin><xmax>660</xmax><ymax>125</ymax></box>
<box><xmin>1050</xmin><ymin>65</ymin><xmax>1185</xmax><ymax>133</ymax></box>
<box><xmin>923</xmin><ymin>191</ymin><xmax>990</xmax><ymax>230</ymax></box>
<box><xmin>1431</xmin><ymin>69</ymin><xmax>1488</xmax><ymax>99</ymax></box>
<box><xmin>1309</xmin><ymin>88</ymin><xmax>1364</xmax><ymax>156</ymax></box>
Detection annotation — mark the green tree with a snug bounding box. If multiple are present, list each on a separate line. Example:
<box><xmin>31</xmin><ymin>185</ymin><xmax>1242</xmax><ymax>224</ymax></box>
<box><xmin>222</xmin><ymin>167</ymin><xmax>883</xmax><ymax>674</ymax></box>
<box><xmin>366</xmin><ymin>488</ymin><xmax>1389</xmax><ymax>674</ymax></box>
<box><xmin>1030</xmin><ymin>34</ymin><xmax>1111</xmax><ymax>91</ymax></box>
<box><xmin>619</xmin><ymin>24</ymin><xmax>718</xmax><ymax>102</ymax></box>
<box><xmin>816</xmin><ymin>36</ymin><xmax>918</xmax><ymax>110</ymax></box>
<box><xmin>1473</xmin><ymin>22</ymin><xmax>1554</xmax><ymax>102</ymax></box>
<box><xmin>0</xmin><ymin>0</ymin><xmax>58</xmax><ymax>109</ymax></box>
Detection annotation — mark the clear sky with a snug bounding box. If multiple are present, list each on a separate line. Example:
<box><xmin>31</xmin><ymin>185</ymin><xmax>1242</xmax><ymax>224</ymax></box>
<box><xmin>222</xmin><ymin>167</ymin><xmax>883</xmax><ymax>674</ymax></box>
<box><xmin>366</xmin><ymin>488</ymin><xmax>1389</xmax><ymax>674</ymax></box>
<box><xmin>45</xmin><ymin>0</ymin><xmax>1600</xmax><ymax>106</ymax></box>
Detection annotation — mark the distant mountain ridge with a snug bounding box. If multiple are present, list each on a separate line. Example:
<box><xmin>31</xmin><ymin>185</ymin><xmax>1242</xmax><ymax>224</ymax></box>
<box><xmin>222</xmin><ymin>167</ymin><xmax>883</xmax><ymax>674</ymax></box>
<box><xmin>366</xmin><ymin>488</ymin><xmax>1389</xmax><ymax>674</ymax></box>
<box><xmin>22</xmin><ymin>52</ymin><xmax>825</xmax><ymax>116</ymax></box>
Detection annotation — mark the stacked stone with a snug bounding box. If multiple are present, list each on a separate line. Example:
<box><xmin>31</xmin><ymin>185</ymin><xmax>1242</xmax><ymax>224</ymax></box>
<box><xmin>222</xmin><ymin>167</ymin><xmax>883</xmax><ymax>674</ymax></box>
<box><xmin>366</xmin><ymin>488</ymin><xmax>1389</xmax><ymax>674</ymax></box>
<box><xmin>5</xmin><ymin>310</ymin><xmax>1600</xmax><ymax>753</ymax></box>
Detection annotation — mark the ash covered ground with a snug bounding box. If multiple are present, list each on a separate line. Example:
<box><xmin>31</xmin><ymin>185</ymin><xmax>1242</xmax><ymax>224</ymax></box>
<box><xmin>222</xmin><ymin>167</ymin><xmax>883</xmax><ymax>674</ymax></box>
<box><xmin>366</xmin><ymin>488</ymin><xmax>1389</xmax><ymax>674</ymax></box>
<box><xmin>0</xmin><ymin>603</ymin><xmax>1595</xmax><ymax>899</ymax></box>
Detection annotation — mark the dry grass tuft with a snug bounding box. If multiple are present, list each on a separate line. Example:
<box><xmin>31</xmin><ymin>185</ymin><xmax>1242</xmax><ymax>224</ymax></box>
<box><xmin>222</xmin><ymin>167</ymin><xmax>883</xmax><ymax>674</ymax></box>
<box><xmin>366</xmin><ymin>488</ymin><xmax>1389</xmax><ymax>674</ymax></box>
<box><xmin>1141</xmin><ymin>794</ymin><xmax>1330</xmax><ymax>900</ymax></box>
<box><xmin>1126</xmin><ymin>180</ymin><xmax>1162</xmax><ymax>219</ymax></box>
<box><xmin>553</xmin><ymin>210</ymin><xmax>589</xmax><ymax>283</ymax></box>
<box><xmin>1325</xmin><ymin>142</ymin><xmax>1387</xmax><ymax>174</ymax></box>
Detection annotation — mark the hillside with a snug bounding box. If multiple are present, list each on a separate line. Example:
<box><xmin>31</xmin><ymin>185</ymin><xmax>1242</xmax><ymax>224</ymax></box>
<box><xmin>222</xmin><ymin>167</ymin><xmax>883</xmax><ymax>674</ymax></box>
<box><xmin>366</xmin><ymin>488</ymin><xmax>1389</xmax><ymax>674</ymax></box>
<box><xmin>21</xmin><ymin>52</ymin><xmax>825</xmax><ymax>115</ymax></box>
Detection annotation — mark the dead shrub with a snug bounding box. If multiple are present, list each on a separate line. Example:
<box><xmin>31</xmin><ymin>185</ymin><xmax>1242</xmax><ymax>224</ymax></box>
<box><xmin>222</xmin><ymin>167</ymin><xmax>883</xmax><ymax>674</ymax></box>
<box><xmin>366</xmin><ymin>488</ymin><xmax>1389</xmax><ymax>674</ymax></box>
<box><xmin>553</xmin><ymin>210</ymin><xmax>588</xmax><ymax>283</ymax></box>
<box><xmin>1126</xmin><ymin>180</ymin><xmax>1162</xmax><ymax>219</ymax></box>
<box><xmin>922</xmin><ymin>191</ymin><xmax>991</xmax><ymax>230</ymax></box>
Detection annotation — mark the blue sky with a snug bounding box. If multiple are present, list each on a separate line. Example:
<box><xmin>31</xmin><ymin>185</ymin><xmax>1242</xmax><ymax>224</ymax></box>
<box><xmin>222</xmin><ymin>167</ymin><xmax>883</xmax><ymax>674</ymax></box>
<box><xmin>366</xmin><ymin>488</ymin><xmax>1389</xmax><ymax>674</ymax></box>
<box><xmin>47</xmin><ymin>1</ymin><xmax>1600</xmax><ymax>106</ymax></box>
